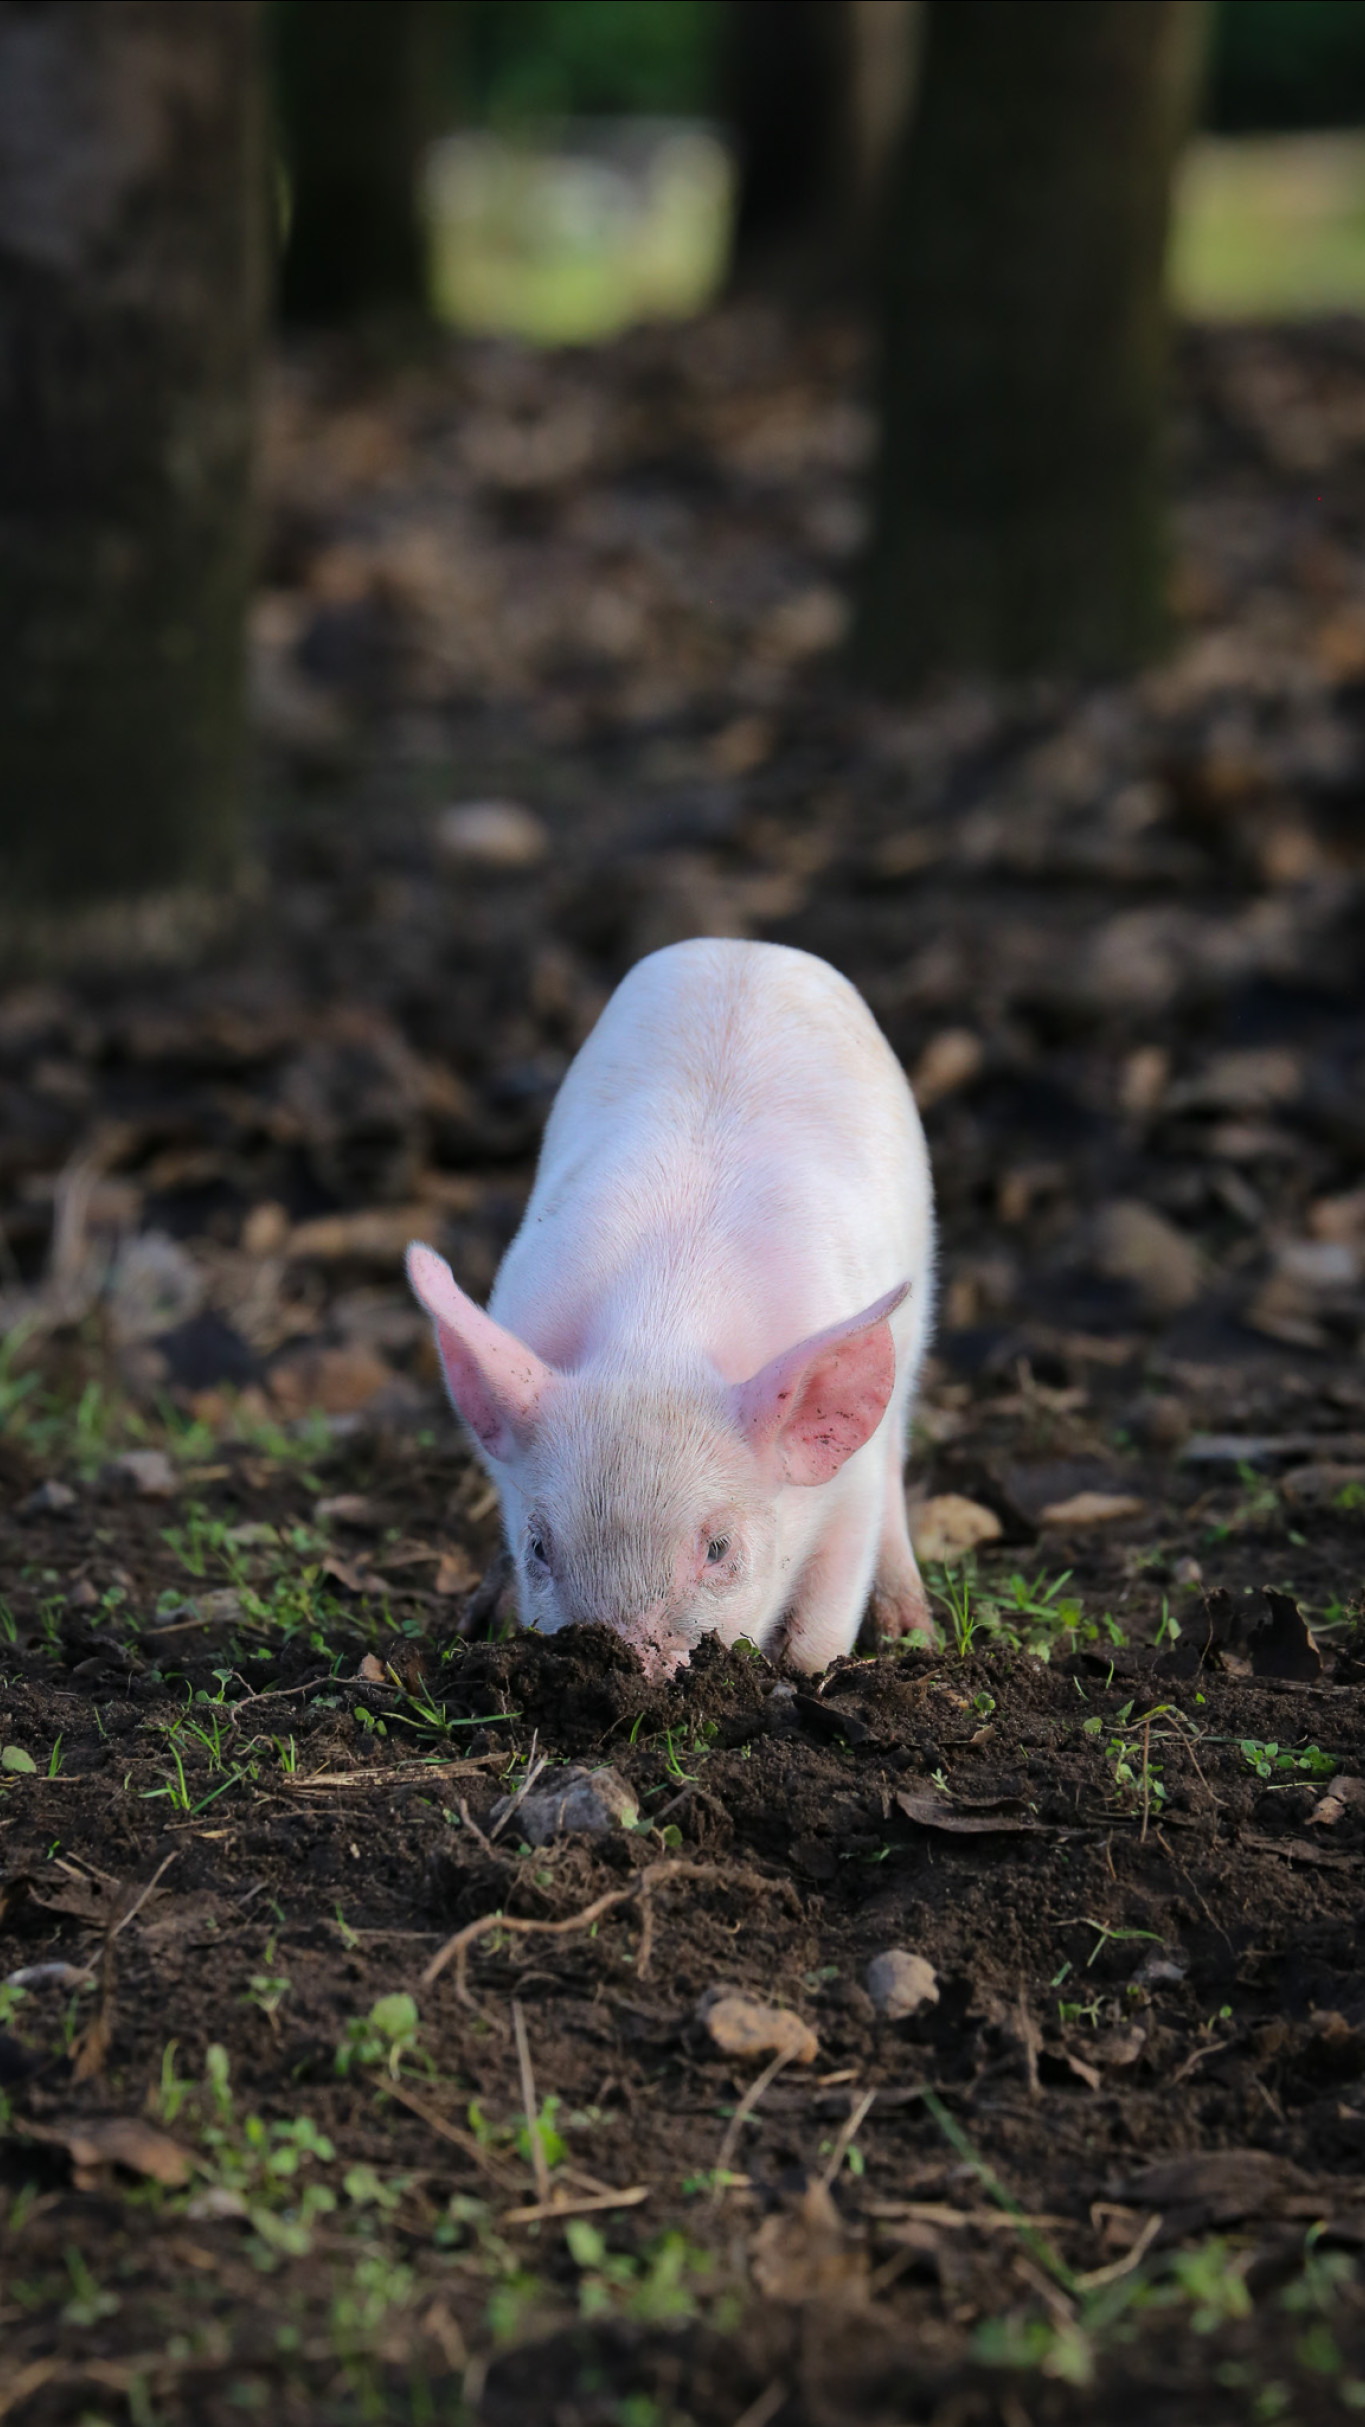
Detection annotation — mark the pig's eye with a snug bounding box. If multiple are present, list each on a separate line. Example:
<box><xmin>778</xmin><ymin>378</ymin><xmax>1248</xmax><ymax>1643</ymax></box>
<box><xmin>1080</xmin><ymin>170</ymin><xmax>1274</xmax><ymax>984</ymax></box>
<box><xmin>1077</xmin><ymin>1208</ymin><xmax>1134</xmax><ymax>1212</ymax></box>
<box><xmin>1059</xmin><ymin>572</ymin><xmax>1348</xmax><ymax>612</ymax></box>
<box><xmin>705</xmin><ymin>1536</ymin><xmax>730</xmax><ymax>1566</ymax></box>
<box><xmin>527</xmin><ymin>1531</ymin><xmax>551</xmax><ymax>1572</ymax></box>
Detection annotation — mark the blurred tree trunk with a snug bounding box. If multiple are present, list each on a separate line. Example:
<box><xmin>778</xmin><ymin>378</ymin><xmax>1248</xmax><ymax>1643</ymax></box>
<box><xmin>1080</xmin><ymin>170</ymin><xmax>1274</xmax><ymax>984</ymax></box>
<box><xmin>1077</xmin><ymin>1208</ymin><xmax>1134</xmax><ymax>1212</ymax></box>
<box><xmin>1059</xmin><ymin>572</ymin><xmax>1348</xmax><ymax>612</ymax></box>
<box><xmin>0</xmin><ymin>0</ymin><xmax>265</xmax><ymax>911</ymax></box>
<box><xmin>274</xmin><ymin>0</ymin><xmax>449</xmax><ymax>324</ymax></box>
<box><xmin>855</xmin><ymin>1</ymin><xmax>1205</xmax><ymax>688</ymax></box>
<box><xmin>726</xmin><ymin>0</ymin><xmax>918</xmax><ymax>288</ymax></box>
<box><xmin>726</xmin><ymin>0</ymin><xmax>845</xmax><ymax>266</ymax></box>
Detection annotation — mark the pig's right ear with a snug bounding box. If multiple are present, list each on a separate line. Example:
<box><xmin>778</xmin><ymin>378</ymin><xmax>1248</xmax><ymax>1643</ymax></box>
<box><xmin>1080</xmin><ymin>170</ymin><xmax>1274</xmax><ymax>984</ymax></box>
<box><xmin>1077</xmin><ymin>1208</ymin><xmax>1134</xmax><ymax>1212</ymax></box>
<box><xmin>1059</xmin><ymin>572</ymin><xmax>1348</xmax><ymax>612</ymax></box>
<box><xmin>406</xmin><ymin>1242</ymin><xmax>553</xmax><ymax>1461</ymax></box>
<box><xmin>731</xmin><ymin>1281</ymin><xmax>909</xmax><ymax>1487</ymax></box>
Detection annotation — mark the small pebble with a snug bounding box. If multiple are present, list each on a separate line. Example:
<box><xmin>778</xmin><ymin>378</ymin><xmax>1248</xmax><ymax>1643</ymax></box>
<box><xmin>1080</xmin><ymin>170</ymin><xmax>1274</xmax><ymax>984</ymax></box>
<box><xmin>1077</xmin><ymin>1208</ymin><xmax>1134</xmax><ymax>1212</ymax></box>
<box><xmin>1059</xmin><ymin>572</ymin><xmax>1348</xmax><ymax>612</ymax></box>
<box><xmin>495</xmin><ymin>1765</ymin><xmax>638</xmax><ymax>1846</ymax></box>
<box><xmin>865</xmin><ymin>1949</ymin><xmax>939</xmax><ymax>2020</ymax></box>
<box><xmin>1130</xmin><ymin>1950</ymin><xmax>1186</xmax><ymax>1989</ymax></box>
<box><xmin>22</xmin><ymin>1479</ymin><xmax>77</xmax><ymax>1517</ymax></box>
<box><xmin>104</xmin><ymin>1450</ymin><xmax>177</xmax><ymax>1500</ymax></box>
<box><xmin>435</xmin><ymin>800</ymin><xmax>549</xmax><ymax>871</ymax></box>
<box><xmin>698</xmin><ymin>1987</ymin><xmax>819</xmax><ymax>2065</ymax></box>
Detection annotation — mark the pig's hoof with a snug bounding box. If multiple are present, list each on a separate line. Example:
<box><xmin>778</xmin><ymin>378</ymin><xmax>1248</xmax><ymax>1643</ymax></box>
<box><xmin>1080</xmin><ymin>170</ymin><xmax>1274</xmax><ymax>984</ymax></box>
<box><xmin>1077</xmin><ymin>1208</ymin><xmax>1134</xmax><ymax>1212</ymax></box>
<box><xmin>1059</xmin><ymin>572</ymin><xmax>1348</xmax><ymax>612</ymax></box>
<box><xmin>867</xmin><ymin>1580</ymin><xmax>934</xmax><ymax>1644</ymax></box>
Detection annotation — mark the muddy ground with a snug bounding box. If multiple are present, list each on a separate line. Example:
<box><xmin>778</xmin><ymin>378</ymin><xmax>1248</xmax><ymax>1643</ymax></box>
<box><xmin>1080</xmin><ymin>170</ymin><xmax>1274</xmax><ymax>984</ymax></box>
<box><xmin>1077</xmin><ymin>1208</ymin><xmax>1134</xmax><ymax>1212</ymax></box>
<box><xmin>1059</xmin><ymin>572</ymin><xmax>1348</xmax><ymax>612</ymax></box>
<box><xmin>2</xmin><ymin>306</ymin><xmax>1365</xmax><ymax>2424</ymax></box>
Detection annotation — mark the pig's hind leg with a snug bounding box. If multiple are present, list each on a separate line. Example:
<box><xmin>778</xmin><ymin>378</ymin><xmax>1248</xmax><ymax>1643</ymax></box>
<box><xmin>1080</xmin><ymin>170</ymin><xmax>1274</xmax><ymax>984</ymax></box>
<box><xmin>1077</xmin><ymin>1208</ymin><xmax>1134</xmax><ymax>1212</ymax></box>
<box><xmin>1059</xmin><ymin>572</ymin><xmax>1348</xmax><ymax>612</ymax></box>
<box><xmin>867</xmin><ymin>1420</ymin><xmax>932</xmax><ymax>1643</ymax></box>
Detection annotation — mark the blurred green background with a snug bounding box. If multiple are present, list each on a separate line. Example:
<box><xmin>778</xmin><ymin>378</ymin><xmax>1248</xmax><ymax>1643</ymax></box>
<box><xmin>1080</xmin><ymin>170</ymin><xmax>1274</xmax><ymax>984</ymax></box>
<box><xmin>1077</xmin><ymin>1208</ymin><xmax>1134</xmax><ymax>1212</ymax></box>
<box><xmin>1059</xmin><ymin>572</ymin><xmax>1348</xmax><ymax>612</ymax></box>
<box><xmin>452</xmin><ymin>0</ymin><xmax>1365</xmax><ymax>134</ymax></box>
<box><xmin>271</xmin><ymin>0</ymin><xmax>1365</xmax><ymax>341</ymax></box>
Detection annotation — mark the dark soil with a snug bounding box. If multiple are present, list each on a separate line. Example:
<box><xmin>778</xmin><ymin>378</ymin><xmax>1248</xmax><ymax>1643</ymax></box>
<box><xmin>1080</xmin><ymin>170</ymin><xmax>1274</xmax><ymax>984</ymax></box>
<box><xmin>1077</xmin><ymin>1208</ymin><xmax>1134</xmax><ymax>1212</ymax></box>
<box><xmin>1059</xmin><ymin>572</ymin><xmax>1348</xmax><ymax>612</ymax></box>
<box><xmin>3</xmin><ymin>305</ymin><xmax>1365</xmax><ymax>2424</ymax></box>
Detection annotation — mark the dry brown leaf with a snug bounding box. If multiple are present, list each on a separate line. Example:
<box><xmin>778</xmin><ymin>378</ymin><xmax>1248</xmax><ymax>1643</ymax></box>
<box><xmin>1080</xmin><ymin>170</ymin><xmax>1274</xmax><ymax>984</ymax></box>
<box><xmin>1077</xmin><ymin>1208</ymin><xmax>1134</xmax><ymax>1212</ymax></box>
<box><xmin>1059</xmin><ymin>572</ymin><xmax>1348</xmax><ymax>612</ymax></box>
<box><xmin>750</xmin><ymin>2178</ymin><xmax>866</xmax><ymax>2304</ymax></box>
<box><xmin>1093</xmin><ymin>2026</ymin><xmax>1147</xmax><ymax>2069</ymax></box>
<box><xmin>910</xmin><ymin>1029</ymin><xmax>983</xmax><ymax>1110</ymax></box>
<box><xmin>71</xmin><ymin>1986</ymin><xmax>114</xmax><ymax>2083</ymax></box>
<box><xmin>1039</xmin><ymin>1490</ymin><xmax>1147</xmax><ymax>1528</ymax></box>
<box><xmin>434</xmin><ymin>1544</ymin><xmax>480</xmax><ymax>1596</ymax></box>
<box><xmin>1043</xmin><ymin>2044</ymin><xmax>1102</xmax><ymax>2091</ymax></box>
<box><xmin>270</xmin><ymin>1344</ymin><xmax>393</xmax><ymax>1416</ymax></box>
<box><xmin>1309</xmin><ymin>1184</ymin><xmax>1365</xmax><ymax>1245</ymax></box>
<box><xmin>22</xmin><ymin>2114</ymin><xmax>194</xmax><ymax>2188</ymax></box>
<box><xmin>314</xmin><ymin>1493</ymin><xmax>379</xmax><ymax>1528</ymax></box>
<box><xmin>910</xmin><ymin>1493</ymin><xmax>1002</xmax><ymax>1565</ymax></box>
<box><xmin>0</xmin><ymin>1869</ymin><xmax>119</xmax><ymax>1927</ymax></box>
<box><xmin>700</xmin><ymin>1990</ymin><xmax>818</xmax><ymax>2067</ymax></box>
<box><xmin>1120</xmin><ymin>2148</ymin><xmax>1303</xmax><ymax>2218</ymax></box>
<box><xmin>896</xmin><ymin>1790</ymin><xmax>1041</xmax><ymax>1837</ymax></box>
<box><xmin>1242</xmin><ymin>1831</ymin><xmax>1353</xmax><ymax>1870</ymax></box>
<box><xmin>1309</xmin><ymin>1776</ymin><xmax>1365</xmax><ymax>1828</ymax></box>
<box><xmin>325</xmin><ymin>1554</ymin><xmax>382</xmax><ymax>1595</ymax></box>
<box><xmin>286</xmin><ymin>1207</ymin><xmax>433</xmax><ymax>1264</ymax></box>
<box><xmin>1093</xmin><ymin>1200</ymin><xmax>1203</xmax><ymax>1313</ymax></box>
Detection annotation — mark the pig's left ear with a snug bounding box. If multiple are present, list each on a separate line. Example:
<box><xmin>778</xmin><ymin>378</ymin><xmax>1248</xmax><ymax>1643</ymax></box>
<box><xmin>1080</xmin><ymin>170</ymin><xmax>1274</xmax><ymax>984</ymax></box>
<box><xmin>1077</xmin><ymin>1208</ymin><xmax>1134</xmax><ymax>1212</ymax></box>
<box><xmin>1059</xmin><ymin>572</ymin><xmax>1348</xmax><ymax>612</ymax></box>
<box><xmin>406</xmin><ymin>1241</ymin><xmax>554</xmax><ymax>1461</ymax></box>
<box><xmin>732</xmin><ymin>1281</ymin><xmax>909</xmax><ymax>1486</ymax></box>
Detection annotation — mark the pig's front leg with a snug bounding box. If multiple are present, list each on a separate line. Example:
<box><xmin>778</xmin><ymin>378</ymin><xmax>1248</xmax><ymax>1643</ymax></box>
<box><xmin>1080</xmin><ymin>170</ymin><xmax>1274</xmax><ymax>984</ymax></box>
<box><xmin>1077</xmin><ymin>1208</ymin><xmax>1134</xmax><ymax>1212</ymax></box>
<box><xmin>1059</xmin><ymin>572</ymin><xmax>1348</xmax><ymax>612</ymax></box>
<box><xmin>781</xmin><ymin>1493</ymin><xmax>882</xmax><ymax>1672</ymax></box>
<box><xmin>868</xmin><ymin>1420</ymin><xmax>933</xmax><ymax>1643</ymax></box>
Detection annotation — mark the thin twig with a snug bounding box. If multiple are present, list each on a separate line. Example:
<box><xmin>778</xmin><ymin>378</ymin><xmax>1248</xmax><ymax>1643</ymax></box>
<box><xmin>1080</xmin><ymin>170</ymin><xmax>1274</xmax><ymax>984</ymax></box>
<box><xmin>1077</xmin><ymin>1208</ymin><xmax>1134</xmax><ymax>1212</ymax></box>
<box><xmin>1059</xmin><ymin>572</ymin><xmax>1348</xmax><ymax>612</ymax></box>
<box><xmin>711</xmin><ymin>2047</ymin><xmax>794</xmax><ymax>2194</ymax></box>
<box><xmin>424</xmin><ymin>1880</ymin><xmax>637</xmax><ymax>1998</ymax></box>
<box><xmin>512</xmin><ymin>1999</ymin><xmax>551</xmax><ymax>2206</ymax></box>
<box><xmin>732</xmin><ymin>2383</ymin><xmax>788</xmax><ymax>2427</ymax></box>
<box><xmin>818</xmin><ymin>2088</ymin><xmax>876</xmax><ymax>2192</ymax></box>
<box><xmin>110</xmin><ymin>1850</ymin><xmax>178</xmax><ymax>1943</ymax></box>
<box><xmin>1072</xmin><ymin>2208</ymin><xmax>1163</xmax><ymax>2293</ymax></box>
<box><xmin>488</xmin><ymin>1734</ymin><xmax>546</xmax><ymax>1843</ymax></box>
<box><xmin>865</xmin><ymin>2200</ymin><xmax>1073</xmax><ymax>2231</ymax></box>
<box><xmin>1015</xmin><ymin>1991</ymin><xmax>1041</xmax><ymax>2101</ymax></box>
<box><xmin>636</xmin><ymin>1874</ymin><xmax>660</xmax><ymax>1978</ymax></box>
<box><xmin>1015</xmin><ymin>2253</ymin><xmax>1078</xmax><ymax>2325</ymax></box>
<box><xmin>1178</xmin><ymin>1731</ymin><xmax>1223</xmax><ymax>1815</ymax></box>
<box><xmin>867</xmin><ymin>2244</ymin><xmax>928</xmax><ymax>2298</ymax></box>
<box><xmin>378</xmin><ymin>2077</ymin><xmax>521</xmax><ymax>2190</ymax></box>
<box><xmin>456</xmin><ymin>1798</ymin><xmax>493</xmax><ymax>1854</ymax></box>
<box><xmin>1170</xmin><ymin>2036</ymin><xmax>1235</xmax><ymax>2086</ymax></box>
<box><xmin>650</xmin><ymin>1779</ymin><xmax>698</xmax><ymax>1826</ymax></box>
<box><xmin>0</xmin><ymin>2360</ymin><xmax>63</xmax><ymax>2423</ymax></box>
<box><xmin>71</xmin><ymin>1851</ymin><xmax>179</xmax><ymax>2085</ymax></box>
<box><xmin>502</xmin><ymin>2185</ymin><xmax>649</xmax><ymax>2226</ymax></box>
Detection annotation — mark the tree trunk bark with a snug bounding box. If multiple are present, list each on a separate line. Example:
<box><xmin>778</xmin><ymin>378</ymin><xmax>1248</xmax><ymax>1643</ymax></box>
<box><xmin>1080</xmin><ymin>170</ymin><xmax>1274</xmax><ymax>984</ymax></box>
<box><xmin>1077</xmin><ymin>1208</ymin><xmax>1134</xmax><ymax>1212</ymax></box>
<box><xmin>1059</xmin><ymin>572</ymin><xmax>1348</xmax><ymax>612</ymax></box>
<box><xmin>855</xmin><ymin>1</ymin><xmax>1205</xmax><ymax>689</ymax></box>
<box><xmin>726</xmin><ymin>0</ymin><xmax>848</xmax><ymax>266</ymax></box>
<box><xmin>0</xmin><ymin>0</ymin><xmax>264</xmax><ymax>909</ymax></box>
<box><xmin>726</xmin><ymin>0</ymin><xmax>919</xmax><ymax>291</ymax></box>
<box><xmin>274</xmin><ymin>0</ymin><xmax>445</xmax><ymax>326</ymax></box>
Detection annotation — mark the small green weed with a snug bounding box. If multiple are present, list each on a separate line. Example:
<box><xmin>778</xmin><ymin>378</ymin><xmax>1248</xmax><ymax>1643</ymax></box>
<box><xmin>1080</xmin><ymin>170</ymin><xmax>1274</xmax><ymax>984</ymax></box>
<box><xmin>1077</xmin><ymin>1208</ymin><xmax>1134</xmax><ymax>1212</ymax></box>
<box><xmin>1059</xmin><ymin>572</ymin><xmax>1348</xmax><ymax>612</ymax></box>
<box><xmin>336</xmin><ymin>1992</ymin><xmax>421</xmax><ymax>2079</ymax></box>
<box><xmin>196</xmin><ymin>2046</ymin><xmax>337</xmax><ymax>2255</ymax></box>
<box><xmin>245</xmin><ymin>1949</ymin><xmax>291</xmax><ymax>2023</ymax></box>
<box><xmin>60</xmin><ymin>2245</ymin><xmax>119</xmax><ymax>2328</ymax></box>
<box><xmin>1239</xmin><ymin>1739</ymin><xmax>1336</xmax><ymax>1781</ymax></box>
<box><xmin>928</xmin><ymin>1561</ymin><xmax>1123</xmax><ymax>1660</ymax></box>
<box><xmin>1081</xmin><ymin>1700</ymin><xmax>1201</xmax><ymax>1813</ymax></box>
<box><xmin>566</xmin><ymin>2222</ymin><xmax>718</xmax><ymax>2325</ymax></box>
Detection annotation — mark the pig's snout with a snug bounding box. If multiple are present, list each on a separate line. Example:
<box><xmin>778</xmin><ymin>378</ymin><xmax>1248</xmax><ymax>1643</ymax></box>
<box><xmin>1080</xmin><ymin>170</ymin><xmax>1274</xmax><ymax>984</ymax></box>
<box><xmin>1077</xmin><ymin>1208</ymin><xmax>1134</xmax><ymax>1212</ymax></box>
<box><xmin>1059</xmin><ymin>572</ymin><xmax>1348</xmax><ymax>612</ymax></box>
<box><xmin>612</xmin><ymin>1612</ymin><xmax>697</xmax><ymax>1680</ymax></box>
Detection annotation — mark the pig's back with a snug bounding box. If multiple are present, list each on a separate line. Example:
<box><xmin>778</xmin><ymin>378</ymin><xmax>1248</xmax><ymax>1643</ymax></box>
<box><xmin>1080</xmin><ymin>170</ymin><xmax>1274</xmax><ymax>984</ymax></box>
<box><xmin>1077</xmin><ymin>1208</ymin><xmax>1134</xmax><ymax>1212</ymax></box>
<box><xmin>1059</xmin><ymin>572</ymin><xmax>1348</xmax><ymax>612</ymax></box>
<box><xmin>491</xmin><ymin>939</ymin><xmax>932</xmax><ymax>1378</ymax></box>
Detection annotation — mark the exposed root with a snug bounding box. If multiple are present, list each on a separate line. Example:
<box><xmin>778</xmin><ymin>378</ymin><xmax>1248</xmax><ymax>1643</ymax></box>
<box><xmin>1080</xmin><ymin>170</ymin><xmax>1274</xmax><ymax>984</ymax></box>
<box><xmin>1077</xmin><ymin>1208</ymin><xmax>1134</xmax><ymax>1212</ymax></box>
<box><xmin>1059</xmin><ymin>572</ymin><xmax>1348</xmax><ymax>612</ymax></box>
<box><xmin>420</xmin><ymin>1858</ymin><xmax>776</xmax><ymax>2004</ymax></box>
